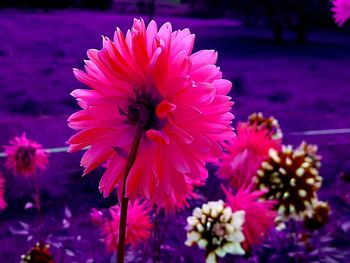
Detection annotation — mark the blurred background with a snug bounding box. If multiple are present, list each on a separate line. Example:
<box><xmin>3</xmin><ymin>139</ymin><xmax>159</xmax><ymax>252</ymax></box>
<box><xmin>0</xmin><ymin>0</ymin><xmax>350</xmax><ymax>262</ymax></box>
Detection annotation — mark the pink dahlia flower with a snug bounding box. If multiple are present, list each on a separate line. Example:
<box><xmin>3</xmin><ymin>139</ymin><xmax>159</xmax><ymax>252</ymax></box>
<box><xmin>0</xmin><ymin>173</ymin><xmax>6</xmax><ymax>210</ymax></box>
<box><xmin>102</xmin><ymin>158</ymin><xmax>200</xmax><ymax>214</ymax></box>
<box><xmin>4</xmin><ymin>133</ymin><xmax>48</xmax><ymax>176</ymax></box>
<box><xmin>99</xmin><ymin>201</ymin><xmax>152</xmax><ymax>252</ymax></box>
<box><xmin>223</xmin><ymin>186</ymin><xmax>276</xmax><ymax>250</ymax></box>
<box><xmin>217</xmin><ymin>123</ymin><xmax>281</xmax><ymax>190</ymax></box>
<box><xmin>332</xmin><ymin>0</ymin><xmax>350</xmax><ymax>26</ymax></box>
<box><xmin>68</xmin><ymin>19</ymin><xmax>234</xmax><ymax>207</ymax></box>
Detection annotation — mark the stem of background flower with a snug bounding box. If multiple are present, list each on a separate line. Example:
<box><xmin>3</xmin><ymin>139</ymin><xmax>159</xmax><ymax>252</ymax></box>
<box><xmin>290</xmin><ymin>220</ymin><xmax>302</xmax><ymax>263</ymax></box>
<box><xmin>152</xmin><ymin>205</ymin><xmax>161</xmax><ymax>263</ymax></box>
<box><xmin>33</xmin><ymin>172</ymin><xmax>43</xmax><ymax>245</ymax></box>
<box><xmin>117</xmin><ymin>127</ymin><xmax>143</xmax><ymax>263</ymax></box>
<box><xmin>108</xmin><ymin>219</ymin><xmax>118</xmax><ymax>255</ymax></box>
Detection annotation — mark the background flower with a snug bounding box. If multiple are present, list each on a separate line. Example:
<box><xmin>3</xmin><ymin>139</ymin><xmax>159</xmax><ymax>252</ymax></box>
<box><xmin>218</xmin><ymin>122</ymin><xmax>281</xmax><ymax>190</ymax></box>
<box><xmin>0</xmin><ymin>173</ymin><xmax>6</xmax><ymax>210</ymax></box>
<box><xmin>68</xmin><ymin>19</ymin><xmax>234</xmax><ymax>208</ymax></box>
<box><xmin>90</xmin><ymin>208</ymin><xmax>104</xmax><ymax>226</ymax></box>
<box><xmin>97</xmin><ymin>201</ymin><xmax>152</xmax><ymax>252</ymax></box>
<box><xmin>20</xmin><ymin>243</ymin><xmax>54</xmax><ymax>263</ymax></box>
<box><xmin>185</xmin><ymin>200</ymin><xmax>246</xmax><ymax>262</ymax></box>
<box><xmin>4</xmin><ymin>133</ymin><xmax>48</xmax><ymax>176</ymax></box>
<box><xmin>332</xmin><ymin>0</ymin><xmax>350</xmax><ymax>26</ymax></box>
<box><xmin>247</xmin><ymin>112</ymin><xmax>282</xmax><ymax>140</ymax></box>
<box><xmin>255</xmin><ymin>145</ymin><xmax>322</xmax><ymax>220</ymax></box>
<box><xmin>303</xmin><ymin>200</ymin><xmax>330</xmax><ymax>231</ymax></box>
<box><xmin>223</xmin><ymin>186</ymin><xmax>276</xmax><ymax>250</ymax></box>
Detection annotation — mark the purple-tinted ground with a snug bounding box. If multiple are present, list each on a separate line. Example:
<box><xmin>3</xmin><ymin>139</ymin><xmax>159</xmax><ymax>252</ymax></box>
<box><xmin>0</xmin><ymin>9</ymin><xmax>350</xmax><ymax>262</ymax></box>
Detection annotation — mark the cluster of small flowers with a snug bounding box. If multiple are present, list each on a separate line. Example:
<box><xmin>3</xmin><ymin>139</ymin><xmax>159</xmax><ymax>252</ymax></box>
<box><xmin>255</xmin><ymin>145</ymin><xmax>322</xmax><ymax>220</ymax></box>
<box><xmin>216</xmin><ymin>112</ymin><xmax>330</xmax><ymax>259</ymax></box>
<box><xmin>254</xmin><ymin>141</ymin><xmax>330</xmax><ymax>228</ymax></box>
<box><xmin>185</xmin><ymin>200</ymin><xmax>245</xmax><ymax>263</ymax></box>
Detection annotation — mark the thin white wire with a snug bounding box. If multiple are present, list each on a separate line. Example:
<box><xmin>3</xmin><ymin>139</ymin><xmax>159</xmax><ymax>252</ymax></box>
<box><xmin>0</xmin><ymin>147</ymin><xmax>69</xmax><ymax>157</ymax></box>
<box><xmin>0</xmin><ymin>128</ymin><xmax>349</xmax><ymax>158</ymax></box>
<box><xmin>289</xmin><ymin>128</ymin><xmax>350</xmax><ymax>136</ymax></box>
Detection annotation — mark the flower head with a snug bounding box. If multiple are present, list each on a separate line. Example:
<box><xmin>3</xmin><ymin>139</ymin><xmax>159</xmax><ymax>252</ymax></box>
<box><xmin>21</xmin><ymin>243</ymin><xmax>54</xmax><ymax>263</ymax></box>
<box><xmin>0</xmin><ymin>173</ymin><xmax>6</xmax><ymax>210</ymax></box>
<box><xmin>255</xmin><ymin>145</ymin><xmax>322</xmax><ymax>220</ymax></box>
<box><xmin>223</xmin><ymin>186</ymin><xmax>276</xmax><ymax>250</ymax></box>
<box><xmin>4</xmin><ymin>133</ymin><xmax>48</xmax><ymax>176</ymax></box>
<box><xmin>185</xmin><ymin>200</ymin><xmax>245</xmax><ymax>262</ymax></box>
<box><xmin>332</xmin><ymin>0</ymin><xmax>350</xmax><ymax>27</ymax></box>
<box><xmin>303</xmin><ymin>200</ymin><xmax>330</xmax><ymax>231</ymax></box>
<box><xmin>90</xmin><ymin>208</ymin><xmax>104</xmax><ymax>225</ymax></box>
<box><xmin>297</xmin><ymin>141</ymin><xmax>321</xmax><ymax>169</ymax></box>
<box><xmin>218</xmin><ymin>122</ymin><xmax>281</xmax><ymax>190</ymax></box>
<box><xmin>68</xmin><ymin>19</ymin><xmax>234</xmax><ymax>208</ymax></box>
<box><xmin>94</xmin><ymin>201</ymin><xmax>152</xmax><ymax>252</ymax></box>
<box><xmin>247</xmin><ymin>112</ymin><xmax>282</xmax><ymax>140</ymax></box>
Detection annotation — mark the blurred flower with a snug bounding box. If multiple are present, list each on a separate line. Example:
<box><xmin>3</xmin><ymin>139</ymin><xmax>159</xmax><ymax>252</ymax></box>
<box><xmin>185</xmin><ymin>200</ymin><xmax>245</xmax><ymax>263</ymax></box>
<box><xmin>97</xmin><ymin>201</ymin><xmax>152</xmax><ymax>252</ymax></box>
<box><xmin>297</xmin><ymin>141</ymin><xmax>321</xmax><ymax>169</ymax></box>
<box><xmin>332</xmin><ymin>0</ymin><xmax>350</xmax><ymax>26</ymax></box>
<box><xmin>0</xmin><ymin>173</ymin><xmax>6</xmax><ymax>210</ymax></box>
<box><xmin>218</xmin><ymin>123</ymin><xmax>281</xmax><ymax>190</ymax></box>
<box><xmin>223</xmin><ymin>186</ymin><xmax>277</xmax><ymax>250</ymax></box>
<box><xmin>158</xmin><ymin>184</ymin><xmax>200</xmax><ymax>214</ymax></box>
<box><xmin>247</xmin><ymin>112</ymin><xmax>282</xmax><ymax>140</ymax></box>
<box><xmin>339</xmin><ymin>171</ymin><xmax>350</xmax><ymax>183</ymax></box>
<box><xmin>255</xmin><ymin>145</ymin><xmax>322</xmax><ymax>220</ymax></box>
<box><xmin>67</xmin><ymin>18</ymin><xmax>234</xmax><ymax>208</ymax></box>
<box><xmin>4</xmin><ymin>133</ymin><xmax>48</xmax><ymax>176</ymax></box>
<box><xmin>90</xmin><ymin>208</ymin><xmax>104</xmax><ymax>226</ymax></box>
<box><xmin>303</xmin><ymin>200</ymin><xmax>330</xmax><ymax>231</ymax></box>
<box><xmin>21</xmin><ymin>243</ymin><xmax>54</xmax><ymax>263</ymax></box>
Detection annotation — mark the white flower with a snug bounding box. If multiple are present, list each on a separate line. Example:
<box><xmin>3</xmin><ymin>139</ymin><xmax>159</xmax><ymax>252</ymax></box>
<box><xmin>185</xmin><ymin>200</ymin><xmax>246</xmax><ymax>263</ymax></box>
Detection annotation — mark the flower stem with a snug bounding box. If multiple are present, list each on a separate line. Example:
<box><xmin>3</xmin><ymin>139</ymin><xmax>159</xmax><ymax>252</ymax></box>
<box><xmin>33</xmin><ymin>172</ymin><xmax>43</xmax><ymax>245</ymax></box>
<box><xmin>152</xmin><ymin>205</ymin><xmax>160</xmax><ymax>263</ymax></box>
<box><xmin>117</xmin><ymin>127</ymin><xmax>143</xmax><ymax>263</ymax></box>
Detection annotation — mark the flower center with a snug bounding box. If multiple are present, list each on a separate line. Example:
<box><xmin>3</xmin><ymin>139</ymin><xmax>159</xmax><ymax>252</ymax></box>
<box><xmin>15</xmin><ymin>146</ymin><xmax>36</xmax><ymax>171</ymax></box>
<box><xmin>120</xmin><ymin>89</ymin><xmax>162</xmax><ymax>131</ymax></box>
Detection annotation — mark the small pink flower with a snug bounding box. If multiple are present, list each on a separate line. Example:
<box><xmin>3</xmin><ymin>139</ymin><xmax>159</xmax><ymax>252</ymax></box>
<box><xmin>0</xmin><ymin>173</ymin><xmax>7</xmax><ymax>210</ymax></box>
<box><xmin>332</xmin><ymin>0</ymin><xmax>350</xmax><ymax>26</ymax></box>
<box><xmin>217</xmin><ymin>123</ymin><xmax>281</xmax><ymax>190</ymax></box>
<box><xmin>4</xmin><ymin>133</ymin><xmax>48</xmax><ymax>176</ymax></box>
<box><xmin>223</xmin><ymin>186</ymin><xmax>276</xmax><ymax>250</ymax></box>
<box><xmin>99</xmin><ymin>201</ymin><xmax>152</xmax><ymax>252</ymax></box>
<box><xmin>90</xmin><ymin>208</ymin><xmax>104</xmax><ymax>226</ymax></box>
<box><xmin>68</xmin><ymin>19</ymin><xmax>234</xmax><ymax>208</ymax></box>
